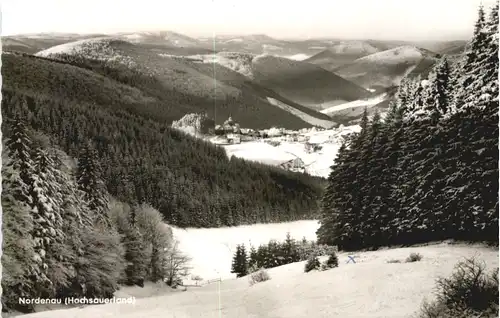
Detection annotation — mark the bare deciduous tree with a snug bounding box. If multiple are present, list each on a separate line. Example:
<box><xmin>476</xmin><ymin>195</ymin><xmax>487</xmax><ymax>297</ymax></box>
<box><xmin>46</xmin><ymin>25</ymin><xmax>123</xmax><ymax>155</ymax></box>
<box><xmin>163</xmin><ymin>239</ymin><xmax>191</xmax><ymax>287</ymax></box>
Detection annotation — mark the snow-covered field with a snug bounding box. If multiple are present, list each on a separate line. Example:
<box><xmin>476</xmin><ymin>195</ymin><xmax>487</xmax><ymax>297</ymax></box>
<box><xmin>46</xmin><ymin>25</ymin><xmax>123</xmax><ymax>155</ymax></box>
<box><xmin>355</xmin><ymin>45</ymin><xmax>424</xmax><ymax>64</ymax></box>
<box><xmin>284</xmin><ymin>53</ymin><xmax>311</xmax><ymax>61</ymax></box>
<box><xmin>171</xmin><ymin>220</ymin><xmax>320</xmax><ymax>282</ymax></box>
<box><xmin>20</xmin><ymin>242</ymin><xmax>498</xmax><ymax>318</ymax></box>
<box><xmin>220</xmin><ymin>125</ymin><xmax>361</xmax><ymax>178</ymax></box>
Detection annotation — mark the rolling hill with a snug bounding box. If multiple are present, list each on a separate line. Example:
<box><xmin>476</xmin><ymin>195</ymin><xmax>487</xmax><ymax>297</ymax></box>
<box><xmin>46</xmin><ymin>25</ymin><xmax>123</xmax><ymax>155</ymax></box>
<box><xmin>415</xmin><ymin>40</ymin><xmax>467</xmax><ymax>55</ymax></box>
<box><xmin>30</xmin><ymin>38</ymin><xmax>333</xmax><ymax>129</ymax></box>
<box><xmin>304</xmin><ymin>40</ymin><xmax>382</xmax><ymax>70</ymax></box>
<box><xmin>332</xmin><ymin>45</ymin><xmax>440</xmax><ymax>92</ymax></box>
<box><xmin>196</xmin><ymin>34</ymin><xmax>312</xmax><ymax>56</ymax></box>
<box><xmin>1</xmin><ymin>33</ymin><xmax>105</xmax><ymax>54</ymax></box>
<box><xmin>251</xmin><ymin>54</ymin><xmax>372</xmax><ymax>111</ymax></box>
<box><xmin>179</xmin><ymin>50</ymin><xmax>373</xmax><ymax>112</ymax></box>
<box><xmin>114</xmin><ymin>30</ymin><xmax>204</xmax><ymax>47</ymax></box>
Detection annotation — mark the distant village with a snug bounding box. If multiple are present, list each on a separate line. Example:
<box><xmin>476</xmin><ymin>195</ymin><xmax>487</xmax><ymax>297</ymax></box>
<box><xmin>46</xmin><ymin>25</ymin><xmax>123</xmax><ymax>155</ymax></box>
<box><xmin>210</xmin><ymin>116</ymin><xmax>332</xmax><ymax>172</ymax></box>
<box><xmin>212</xmin><ymin>116</ymin><xmax>324</xmax><ymax>147</ymax></box>
<box><xmin>171</xmin><ymin>113</ymin><xmax>356</xmax><ymax>174</ymax></box>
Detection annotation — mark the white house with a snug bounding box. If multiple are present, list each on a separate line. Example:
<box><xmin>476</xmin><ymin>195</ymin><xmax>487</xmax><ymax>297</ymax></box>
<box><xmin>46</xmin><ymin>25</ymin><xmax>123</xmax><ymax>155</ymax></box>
<box><xmin>280</xmin><ymin>157</ymin><xmax>305</xmax><ymax>170</ymax></box>
<box><xmin>226</xmin><ymin>134</ymin><xmax>241</xmax><ymax>144</ymax></box>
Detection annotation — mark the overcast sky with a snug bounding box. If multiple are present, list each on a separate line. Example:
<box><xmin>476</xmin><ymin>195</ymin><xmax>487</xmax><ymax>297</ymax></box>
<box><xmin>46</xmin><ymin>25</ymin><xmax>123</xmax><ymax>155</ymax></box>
<box><xmin>2</xmin><ymin>0</ymin><xmax>497</xmax><ymax>40</ymax></box>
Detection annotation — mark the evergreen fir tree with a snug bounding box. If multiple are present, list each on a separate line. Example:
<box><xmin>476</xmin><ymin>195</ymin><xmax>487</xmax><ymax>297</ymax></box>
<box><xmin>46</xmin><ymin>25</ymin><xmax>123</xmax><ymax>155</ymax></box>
<box><xmin>455</xmin><ymin>5</ymin><xmax>489</xmax><ymax>110</ymax></box>
<box><xmin>423</xmin><ymin>57</ymin><xmax>451</xmax><ymax>116</ymax></box>
<box><xmin>77</xmin><ymin>142</ymin><xmax>111</xmax><ymax>227</ymax></box>
<box><xmin>282</xmin><ymin>232</ymin><xmax>300</xmax><ymax>263</ymax></box>
<box><xmin>123</xmin><ymin>226</ymin><xmax>148</xmax><ymax>286</ymax></box>
<box><xmin>325</xmin><ymin>251</ymin><xmax>339</xmax><ymax>269</ymax></box>
<box><xmin>1</xmin><ymin>151</ymin><xmax>38</xmax><ymax>312</ymax></box>
<box><xmin>248</xmin><ymin>245</ymin><xmax>258</xmax><ymax>269</ymax></box>
<box><xmin>31</xmin><ymin>147</ymin><xmax>69</xmax><ymax>296</ymax></box>
<box><xmin>231</xmin><ymin>245</ymin><xmax>248</xmax><ymax>277</ymax></box>
<box><xmin>356</xmin><ymin>110</ymin><xmax>389</xmax><ymax>248</ymax></box>
<box><xmin>408</xmin><ymin>76</ymin><xmax>425</xmax><ymax>117</ymax></box>
<box><xmin>304</xmin><ymin>255</ymin><xmax>321</xmax><ymax>273</ymax></box>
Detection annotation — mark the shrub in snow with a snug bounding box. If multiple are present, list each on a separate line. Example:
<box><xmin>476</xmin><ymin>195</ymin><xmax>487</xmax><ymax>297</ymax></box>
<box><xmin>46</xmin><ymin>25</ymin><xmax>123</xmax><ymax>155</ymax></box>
<box><xmin>387</xmin><ymin>259</ymin><xmax>402</xmax><ymax>264</ymax></box>
<box><xmin>249</xmin><ymin>269</ymin><xmax>271</xmax><ymax>286</ymax></box>
<box><xmin>304</xmin><ymin>256</ymin><xmax>321</xmax><ymax>273</ymax></box>
<box><xmin>406</xmin><ymin>252</ymin><xmax>423</xmax><ymax>263</ymax></box>
<box><xmin>247</xmin><ymin>263</ymin><xmax>260</xmax><ymax>275</ymax></box>
<box><xmin>191</xmin><ymin>275</ymin><xmax>203</xmax><ymax>281</ymax></box>
<box><xmin>265</xmin><ymin>140</ymin><xmax>281</xmax><ymax>147</ymax></box>
<box><xmin>417</xmin><ymin>258</ymin><xmax>498</xmax><ymax>318</ymax></box>
<box><xmin>297</xmin><ymin>239</ymin><xmax>337</xmax><ymax>261</ymax></box>
<box><xmin>323</xmin><ymin>251</ymin><xmax>339</xmax><ymax>269</ymax></box>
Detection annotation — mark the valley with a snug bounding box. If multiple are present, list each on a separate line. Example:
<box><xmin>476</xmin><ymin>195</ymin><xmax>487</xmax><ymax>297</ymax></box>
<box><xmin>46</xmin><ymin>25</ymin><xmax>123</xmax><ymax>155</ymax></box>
<box><xmin>1</xmin><ymin>2</ymin><xmax>498</xmax><ymax>318</ymax></box>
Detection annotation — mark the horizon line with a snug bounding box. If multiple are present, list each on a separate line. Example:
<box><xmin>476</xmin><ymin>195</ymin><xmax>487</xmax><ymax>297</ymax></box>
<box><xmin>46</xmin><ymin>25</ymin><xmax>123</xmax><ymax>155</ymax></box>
<box><xmin>1</xmin><ymin>29</ymin><xmax>472</xmax><ymax>43</ymax></box>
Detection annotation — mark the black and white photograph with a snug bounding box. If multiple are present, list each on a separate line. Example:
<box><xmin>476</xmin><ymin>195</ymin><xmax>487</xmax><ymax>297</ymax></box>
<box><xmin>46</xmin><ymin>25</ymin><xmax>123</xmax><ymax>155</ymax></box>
<box><xmin>0</xmin><ymin>0</ymin><xmax>499</xmax><ymax>317</ymax></box>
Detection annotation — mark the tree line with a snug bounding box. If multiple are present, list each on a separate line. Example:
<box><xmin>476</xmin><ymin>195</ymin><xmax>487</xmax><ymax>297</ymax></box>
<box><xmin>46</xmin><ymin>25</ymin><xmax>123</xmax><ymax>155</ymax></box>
<box><xmin>1</xmin><ymin>120</ymin><xmax>189</xmax><ymax>314</ymax></box>
<box><xmin>317</xmin><ymin>4</ymin><xmax>499</xmax><ymax>251</ymax></box>
<box><xmin>231</xmin><ymin>233</ymin><xmax>337</xmax><ymax>277</ymax></box>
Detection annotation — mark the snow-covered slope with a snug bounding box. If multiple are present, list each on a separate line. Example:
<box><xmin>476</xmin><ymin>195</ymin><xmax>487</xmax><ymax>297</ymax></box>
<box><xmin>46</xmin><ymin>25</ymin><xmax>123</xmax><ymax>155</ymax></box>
<box><xmin>284</xmin><ymin>53</ymin><xmax>311</xmax><ymax>61</ymax></box>
<box><xmin>114</xmin><ymin>31</ymin><xmax>203</xmax><ymax>47</ymax></box>
<box><xmin>321</xmin><ymin>93</ymin><xmax>388</xmax><ymax>115</ymax></box>
<box><xmin>325</xmin><ymin>40</ymin><xmax>380</xmax><ymax>55</ymax></box>
<box><xmin>36</xmin><ymin>37</ymin><xmax>113</xmax><ymax>57</ymax></box>
<box><xmin>176</xmin><ymin>52</ymin><xmax>370</xmax><ymax>113</ymax></box>
<box><xmin>35</xmin><ymin>37</ymin><xmax>137</xmax><ymax>67</ymax></box>
<box><xmin>334</xmin><ymin>45</ymin><xmax>438</xmax><ymax>91</ymax></box>
<box><xmin>355</xmin><ymin>45</ymin><xmax>424</xmax><ymax>64</ymax></box>
<box><xmin>304</xmin><ymin>41</ymin><xmax>383</xmax><ymax>71</ymax></box>
<box><xmin>20</xmin><ymin>243</ymin><xmax>498</xmax><ymax>318</ymax></box>
<box><xmin>266</xmin><ymin>97</ymin><xmax>335</xmax><ymax>128</ymax></box>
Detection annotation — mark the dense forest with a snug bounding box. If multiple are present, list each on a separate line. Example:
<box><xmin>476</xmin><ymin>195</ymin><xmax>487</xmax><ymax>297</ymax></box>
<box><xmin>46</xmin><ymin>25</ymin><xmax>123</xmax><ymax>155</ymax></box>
<box><xmin>2</xmin><ymin>119</ymin><xmax>192</xmax><ymax>313</ymax></box>
<box><xmin>317</xmin><ymin>4</ymin><xmax>499</xmax><ymax>251</ymax></box>
<box><xmin>1</xmin><ymin>64</ymin><xmax>325</xmax><ymax>228</ymax></box>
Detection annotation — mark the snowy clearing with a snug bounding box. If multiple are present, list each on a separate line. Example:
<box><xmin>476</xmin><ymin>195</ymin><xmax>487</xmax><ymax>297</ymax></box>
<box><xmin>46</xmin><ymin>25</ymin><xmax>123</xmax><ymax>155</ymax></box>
<box><xmin>223</xmin><ymin>141</ymin><xmax>296</xmax><ymax>166</ymax></box>
<box><xmin>356</xmin><ymin>45</ymin><xmax>424</xmax><ymax>64</ymax></box>
<box><xmin>266</xmin><ymin>97</ymin><xmax>335</xmax><ymax>129</ymax></box>
<box><xmin>20</xmin><ymin>243</ymin><xmax>498</xmax><ymax>318</ymax></box>
<box><xmin>262</xmin><ymin>44</ymin><xmax>282</xmax><ymax>51</ymax></box>
<box><xmin>171</xmin><ymin>220</ymin><xmax>320</xmax><ymax>282</ymax></box>
<box><xmin>284</xmin><ymin>53</ymin><xmax>311</xmax><ymax>61</ymax></box>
